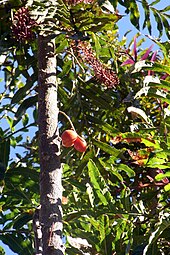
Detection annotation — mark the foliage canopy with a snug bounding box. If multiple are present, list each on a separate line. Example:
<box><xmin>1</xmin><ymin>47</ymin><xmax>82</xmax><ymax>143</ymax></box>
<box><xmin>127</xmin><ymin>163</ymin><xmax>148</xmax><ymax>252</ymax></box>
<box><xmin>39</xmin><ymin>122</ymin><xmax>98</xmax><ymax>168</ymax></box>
<box><xmin>0</xmin><ymin>0</ymin><xmax>170</xmax><ymax>254</ymax></box>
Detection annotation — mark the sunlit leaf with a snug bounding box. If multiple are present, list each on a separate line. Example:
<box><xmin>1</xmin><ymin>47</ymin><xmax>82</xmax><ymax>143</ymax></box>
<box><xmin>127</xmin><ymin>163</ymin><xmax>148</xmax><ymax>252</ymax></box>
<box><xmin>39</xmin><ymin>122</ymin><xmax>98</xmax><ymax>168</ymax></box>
<box><xmin>164</xmin><ymin>183</ymin><xmax>170</xmax><ymax>191</ymax></box>
<box><xmin>117</xmin><ymin>164</ymin><xmax>135</xmax><ymax>178</ymax></box>
<box><xmin>88</xmin><ymin>159</ymin><xmax>108</xmax><ymax>205</ymax></box>
<box><xmin>93</xmin><ymin>140</ymin><xmax>121</xmax><ymax>157</ymax></box>
<box><xmin>155</xmin><ymin>172</ymin><xmax>170</xmax><ymax>181</ymax></box>
<box><xmin>143</xmin><ymin>218</ymin><xmax>170</xmax><ymax>255</ymax></box>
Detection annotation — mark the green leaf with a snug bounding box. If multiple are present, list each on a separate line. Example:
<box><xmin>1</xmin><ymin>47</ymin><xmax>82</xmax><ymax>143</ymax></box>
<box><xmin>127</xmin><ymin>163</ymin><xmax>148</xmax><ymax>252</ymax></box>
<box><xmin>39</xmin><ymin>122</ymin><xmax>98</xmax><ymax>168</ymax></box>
<box><xmin>79</xmin><ymin>87</ymin><xmax>113</xmax><ymax>110</ymax></box>
<box><xmin>0</xmin><ymin>139</ymin><xmax>10</xmax><ymax>168</ymax></box>
<box><xmin>160</xmin><ymin>13</ymin><xmax>170</xmax><ymax>39</ymax></box>
<box><xmin>56</xmin><ymin>37</ymin><xmax>68</xmax><ymax>54</ymax></box>
<box><xmin>151</xmin><ymin>8</ymin><xmax>163</xmax><ymax>38</ymax></box>
<box><xmin>86</xmin><ymin>182</ymin><xmax>94</xmax><ymax>207</ymax></box>
<box><xmin>164</xmin><ymin>183</ymin><xmax>170</xmax><ymax>192</ymax></box>
<box><xmin>88</xmin><ymin>159</ymin><xmax>108</xmax><ymax>205</ymax></box>
<box><xmin>143</xmin><ymin>218</ymin><xmax>170</xmax><ymax>255</ymax></box>
<box><xmin>71</xmin><ymin>2</ymin><xmax>121</xmax><ymax>32</ymax></box>
<box><xmin>147</xmin><ymin>91</ymin><xmax>170</xmax><ymax>105</ymax></box>
<box><xmin>129</xmin><ymin>0</ymin><xmax>140</xmax><ymax>30</ymax></box>
<box><xmin>142</xmin><ymin>1</ymin><xmax>151</xmax><ymax>33</ymax></box>
<box><xmin>147</xmin><ymin>157</ymin><xmax>166</xmax><ymax>167</ymax></box>
<box><xmin>13</xmin><ymin>212</ymin><xmax>32</xmax><ymax>229</ymax></box>
<box><xmin>93</xmin><ymin>139</ymin><xmax>122</xmax><ymax>157</ymax></box>
<box><xmin>11</xmin><ymin>74</ymin><xmax>36</xmax><ymax>104</ymax></box>
<box><xmin>58</xmin><ymin>60</ymin><xmax>72</xmax><ymax>77</ymax></box>
<box><xmin>66</xmin><ymin>246</ymin><xmax>85</xmax><ymax>255</ymax></box>
<box><xmin>67</xmin><ymin>179</ymin><xmax>86</xmax><ymax>192</ymax></box>
<box><xmin>22</xmin><ymin>113</ymin><xmax>29</xmax><ymax>127</ymax></box>
<box><xmin>155</xmin><ymin>172</ymin><xmax>170</xmax><ymax>181</ymax></box>
<box><xmin>147</xmin><ymin>39</ymin><xmax>170</xmax><ymax>63</ymax></box>
<box><xmin>144</xmin><ymin>62</ymin><xmax>170</xmax><ymax>75</ymax></box>
<box><xmin>6</xmin><ymin>116</ymin><xmax>14</xmax><ymax>131</ymax></box>
<box><xmin>13</xmin><ymin>95</ymin><xmax>38</xmax><ymax>126</ymax></box>
<box><xmin>103</xmin><ymin>231</ymin><xmax>113</xmax><ymax>255</ymax></box>
<box><xmin>0</xmin><ymin>233</ymin><xmax>33</xmax><ymax>255</ymax></box>
<box><xmin>97</xmin><ymin>215</ymin><xmax>110</xmax><ymax>244</ymax></box>
<box><xmin>149</xmin><ymin>79</ymin><xmax>170</xmax><ymax>91</ymax></box>
<box><xmin>91</xmin><ymin>33</ymin><xmax>101</xmax><ymax>58</ymax></box>
<box><xmin>149</xmin><ymin>0</ymin><xmax>161</xmax><ymax>6</ymax></box>
<box><xmin>135</xmin><ymin>85</ymin><xmax>170</xmax><ymax>105</ymax></box>
<box><xmin>117</xmin><ymin>164</ymin><xmax>135</xmax><ymax>178</ymax></box>
<box><xmin>5</xmin><ymin>167</ymin><xmax>39</xmax><ymax>183</ymax></box>
<box><xmin>160</xmin><ymin>5</ymin><xmax>170</xmax><ymax>12</ymax></box>
<box><xmin>0</xmin><ymin>246</ymin><xmax>5</xmax><ymax>255</ymax></box>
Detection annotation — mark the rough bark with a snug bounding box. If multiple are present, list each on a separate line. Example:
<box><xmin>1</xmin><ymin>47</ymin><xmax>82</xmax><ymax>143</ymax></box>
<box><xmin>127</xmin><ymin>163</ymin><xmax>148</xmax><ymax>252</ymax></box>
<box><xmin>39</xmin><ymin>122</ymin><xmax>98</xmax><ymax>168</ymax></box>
<box><xmin>38</xmin><ymin>35</ymin><xmax>64</xmax><ymax>255</ymax></box>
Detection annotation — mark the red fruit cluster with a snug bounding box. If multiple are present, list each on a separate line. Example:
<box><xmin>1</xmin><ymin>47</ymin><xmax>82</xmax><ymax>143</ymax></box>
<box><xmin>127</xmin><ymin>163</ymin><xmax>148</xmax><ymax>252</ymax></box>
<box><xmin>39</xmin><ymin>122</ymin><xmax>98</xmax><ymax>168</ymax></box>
<box><xmin>61</xmin><ymin>130</ymin><xmax>87</xmax><ymax>152</ymax></box>
<box><xmin>12</xmin><ymin>7</ymin><xmax>36</xmax><ymax>42</ymax></box>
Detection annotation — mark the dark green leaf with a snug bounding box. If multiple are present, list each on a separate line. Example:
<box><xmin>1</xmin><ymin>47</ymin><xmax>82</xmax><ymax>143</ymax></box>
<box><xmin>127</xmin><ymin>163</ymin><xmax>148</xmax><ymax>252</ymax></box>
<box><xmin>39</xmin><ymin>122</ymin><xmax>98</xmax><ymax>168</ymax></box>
<box><xmin>5</xmin><ymin>167</ymin><xmax>39</xmax><ymax>183</ymax></box>
<box><xmin>149</xmin><ymin>0</ymin><xmax>161</xmax><ymax>6</ymax></box>
<box><xmin>151</xmin><ymin>8</ymin><xmax>163</xmax><ymax>38</ymax></box>
<box><xmin>0</xmin><ymin>233</ymin><xmax>33</xmax><ymax>255</ymax></box>
<box><xmin>160</xmin><ymin>14</ymin><xmax>170</xmax><ymax>39</ymax></box>
<box><xmin>144</xmin><ymin>63</ymin><xmax>170</xmax><ymax>74</ymax></box>
<box><xmin>13</xmin><ymin>212</ymin><xmax>32</xmax><ymax>229</ymax></box>
<box><xmin>11</xmin><ymin>75</ymin><xmax>36</xmax><ymax>104</ymax></box>
<box><xmin>13</xmin><ymin>95</ymin><xmax>38</xmax><ymax>126</ymax></box>
<box><xmin>93</xmin><ymin>139</ymin><xmax>121</xmax><ymax>157</ymax></box>
<box><xmin>58</xmin><ymin>60</ymin><xmax>72</xmax><ymax>77</ymax></box>
<box><xmin>0</xmin><ymin>139</ymin><xmax>10</xmax><ymax>168</ymax></box>
<box><xmin>143</xmin><ymin>219</ymin><xmax>170</xmax><ymax>254</ymax></box>
<box><xmin>129</xmin><ymin>0</ymin><xmax>140</xmax><ymax>30</ymax></box>
<box><xmin>159</xmin><ymin>5</ymin><xmax>170</xmax><ymax>12</ymax></box>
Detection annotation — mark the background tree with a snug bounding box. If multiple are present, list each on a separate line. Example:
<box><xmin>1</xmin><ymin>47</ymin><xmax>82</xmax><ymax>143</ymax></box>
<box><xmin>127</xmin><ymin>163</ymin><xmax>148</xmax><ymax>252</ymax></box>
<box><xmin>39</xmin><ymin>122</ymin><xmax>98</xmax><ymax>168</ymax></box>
<box><xmin>0</xmin><ymin>0</ymin><xmax>170</xmax><ymax>255</ymax></box>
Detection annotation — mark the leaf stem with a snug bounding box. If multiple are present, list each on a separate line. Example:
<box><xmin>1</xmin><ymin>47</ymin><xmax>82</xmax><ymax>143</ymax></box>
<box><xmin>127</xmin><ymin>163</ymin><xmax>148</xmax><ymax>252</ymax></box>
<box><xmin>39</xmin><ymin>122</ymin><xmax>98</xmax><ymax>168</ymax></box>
<box><xmin>59</xmin><ymin>111</ymin><xmax>76</xmax><ymax>131</ymax></box>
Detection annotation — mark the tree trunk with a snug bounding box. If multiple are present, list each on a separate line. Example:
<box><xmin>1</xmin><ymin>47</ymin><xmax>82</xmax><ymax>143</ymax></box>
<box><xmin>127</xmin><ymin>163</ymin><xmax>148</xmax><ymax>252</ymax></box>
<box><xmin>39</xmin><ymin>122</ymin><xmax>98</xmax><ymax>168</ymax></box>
<box><xmin>38</xmin><ymin>35</ymin><xmax>64</xmax><ymax>255</ymax></box>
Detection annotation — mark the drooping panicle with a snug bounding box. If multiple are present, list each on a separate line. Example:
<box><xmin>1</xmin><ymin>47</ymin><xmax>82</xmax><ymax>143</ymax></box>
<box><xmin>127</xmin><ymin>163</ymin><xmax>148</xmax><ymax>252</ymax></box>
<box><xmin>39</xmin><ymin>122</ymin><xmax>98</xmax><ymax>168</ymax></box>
<box><xmin>12</xmin><ymin>7</ymin><xmax>36</xmax><ymax>42</ymax></box>
<box><xmin>76</xmin><ymin>41</ymin><xmax>119</xmax><ymax>89</ymax></box>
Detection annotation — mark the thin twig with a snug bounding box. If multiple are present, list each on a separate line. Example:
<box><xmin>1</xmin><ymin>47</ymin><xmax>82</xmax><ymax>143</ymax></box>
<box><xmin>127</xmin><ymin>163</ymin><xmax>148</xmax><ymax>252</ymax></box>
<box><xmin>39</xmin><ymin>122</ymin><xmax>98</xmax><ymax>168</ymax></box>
<box><xmin>4</xmin><ymin>122</ymin><xmax>36</xmax><ymax>140</ymax></box>
<box><xmin>59</xmin><ymin>111</ymin><xmax>76</xmax><ymax>131</ymax></box>
<box><xmin>66</xmin><ymin>49</ymin><xmax>85</xmax><ymax>73</ymax></box>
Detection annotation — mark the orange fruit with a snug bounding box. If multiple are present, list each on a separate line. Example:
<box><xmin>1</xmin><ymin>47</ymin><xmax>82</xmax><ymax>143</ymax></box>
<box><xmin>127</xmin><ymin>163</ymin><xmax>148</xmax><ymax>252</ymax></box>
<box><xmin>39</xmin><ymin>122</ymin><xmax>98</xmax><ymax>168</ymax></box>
<box><xmin>61</xmin><ymin>130</ymin><xmax>78</xmax><ymax>147</ymax></box>
<box><xmin>74</xmin><ymin>136</ymin><xmax>87</xmax><ymax>152</ymax></box>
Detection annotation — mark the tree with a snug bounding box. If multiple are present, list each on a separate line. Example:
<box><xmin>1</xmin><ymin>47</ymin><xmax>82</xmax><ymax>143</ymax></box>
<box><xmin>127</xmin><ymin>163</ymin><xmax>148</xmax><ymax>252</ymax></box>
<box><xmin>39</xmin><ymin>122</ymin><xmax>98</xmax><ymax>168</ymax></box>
<box><xmin>0</xmin><ymin>0</ymin><xmax>170</xmax><ymax>255</ymax></box>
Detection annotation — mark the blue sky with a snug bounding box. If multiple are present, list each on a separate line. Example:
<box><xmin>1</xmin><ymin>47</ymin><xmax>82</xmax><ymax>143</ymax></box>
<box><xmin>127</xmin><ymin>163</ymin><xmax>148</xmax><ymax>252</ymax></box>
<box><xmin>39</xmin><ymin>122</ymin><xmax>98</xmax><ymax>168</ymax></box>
<box><xmin>0</xmin><ymin>0</ymin><xmax>169</xmax><ymax>254</ymax></box>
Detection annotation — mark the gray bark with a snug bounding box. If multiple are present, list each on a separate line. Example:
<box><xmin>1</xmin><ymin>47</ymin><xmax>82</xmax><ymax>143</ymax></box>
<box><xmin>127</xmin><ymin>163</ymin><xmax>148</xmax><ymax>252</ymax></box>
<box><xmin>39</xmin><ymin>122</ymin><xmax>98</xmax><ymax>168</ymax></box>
<box><xmin>38</xmin><ymin>35</ymin><xmax>64</xmax><ymax>255</ymax></box>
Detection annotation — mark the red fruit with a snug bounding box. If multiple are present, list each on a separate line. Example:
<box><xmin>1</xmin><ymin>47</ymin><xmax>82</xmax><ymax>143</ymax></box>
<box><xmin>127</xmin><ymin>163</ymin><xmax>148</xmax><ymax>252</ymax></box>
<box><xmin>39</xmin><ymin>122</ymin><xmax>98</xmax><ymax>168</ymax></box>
<box><xmin>74</xmin><ymin>136</ymin><xmax>87</xmax><ymax>152</ymax></box>
<box><xmin>61</xmin><ymin>130</ymin><xmax>78</xmax><ymax>147</ymax></box>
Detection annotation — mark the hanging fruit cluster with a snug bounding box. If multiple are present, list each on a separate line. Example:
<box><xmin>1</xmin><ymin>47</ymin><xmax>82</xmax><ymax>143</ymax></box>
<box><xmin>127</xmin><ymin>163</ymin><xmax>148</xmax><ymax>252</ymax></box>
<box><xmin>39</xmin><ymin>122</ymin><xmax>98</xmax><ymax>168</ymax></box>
<box><xmin>61</xmin><ymin>130</ymin><xmax>87</xmax><ymax>152</ymax></box>
<box><xmin>12</xmin><ymin>7</ymin><xmax>36</xmax><ymax>42</ymax></box>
